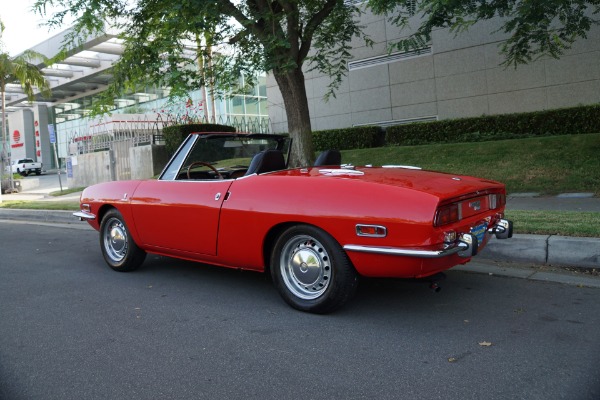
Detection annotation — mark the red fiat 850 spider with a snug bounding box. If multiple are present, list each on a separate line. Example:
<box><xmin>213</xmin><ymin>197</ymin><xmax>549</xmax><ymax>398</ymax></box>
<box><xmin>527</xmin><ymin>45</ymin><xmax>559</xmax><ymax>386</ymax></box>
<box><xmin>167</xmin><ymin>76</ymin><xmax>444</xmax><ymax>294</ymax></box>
<box><xmin>75</xmin><ymin>132</ymin><xmax>513</xmax><ymax>313</ymax></box>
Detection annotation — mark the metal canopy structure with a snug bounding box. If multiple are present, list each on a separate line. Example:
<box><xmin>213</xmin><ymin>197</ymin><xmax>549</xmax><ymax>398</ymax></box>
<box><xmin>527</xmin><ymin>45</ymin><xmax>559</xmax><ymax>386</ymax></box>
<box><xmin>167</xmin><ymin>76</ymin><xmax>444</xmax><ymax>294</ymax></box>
<box><xmin>2</xmin><ymin>28</ymin><xmax>124</xmax><ymax>118</ymax></box>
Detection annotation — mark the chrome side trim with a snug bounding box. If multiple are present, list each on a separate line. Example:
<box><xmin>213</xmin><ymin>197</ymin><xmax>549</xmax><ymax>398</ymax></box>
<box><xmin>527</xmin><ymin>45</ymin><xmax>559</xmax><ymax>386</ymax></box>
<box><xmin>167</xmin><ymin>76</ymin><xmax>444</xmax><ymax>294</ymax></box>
<box><xmin>343</xmin><ymin>242</ymin><xmax>469</xmax><ymax>259</ymax></box>
<box><xmin>73</xmin><ymin>211</ymin><xmax>96</xmax><ymax>221</ymax></box>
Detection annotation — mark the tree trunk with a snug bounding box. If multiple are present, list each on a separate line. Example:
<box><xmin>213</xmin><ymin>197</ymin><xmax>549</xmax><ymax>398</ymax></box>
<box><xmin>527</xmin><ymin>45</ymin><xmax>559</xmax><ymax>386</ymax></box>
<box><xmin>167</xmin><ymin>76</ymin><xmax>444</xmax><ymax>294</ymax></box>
<box><xmin>273</xmin><ymin>68</ymin><xmax>314</xmax><ymax>167</ymax></box>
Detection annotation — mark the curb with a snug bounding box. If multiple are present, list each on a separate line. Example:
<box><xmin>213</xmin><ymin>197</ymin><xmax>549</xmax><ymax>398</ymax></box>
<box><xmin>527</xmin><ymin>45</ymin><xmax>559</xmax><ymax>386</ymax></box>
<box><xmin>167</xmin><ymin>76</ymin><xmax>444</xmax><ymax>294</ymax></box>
<box><xmin>0</xmin><ymin>209</ymin><xmax>79</xmax><ymax>225</ymax></box>
<box><xmin>481</xmin><ymin>234</ymin><xmax>600</xmax><ymax>269</ymax></box>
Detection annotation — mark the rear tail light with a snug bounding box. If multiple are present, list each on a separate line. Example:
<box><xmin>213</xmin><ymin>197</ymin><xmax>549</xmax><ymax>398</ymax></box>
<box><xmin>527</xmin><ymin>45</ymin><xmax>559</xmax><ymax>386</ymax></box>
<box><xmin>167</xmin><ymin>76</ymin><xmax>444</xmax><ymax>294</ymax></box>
<box><xmin>434</xmin><ymin>203</ymin><xmax>461</xmax><ymax>227</ymax></box>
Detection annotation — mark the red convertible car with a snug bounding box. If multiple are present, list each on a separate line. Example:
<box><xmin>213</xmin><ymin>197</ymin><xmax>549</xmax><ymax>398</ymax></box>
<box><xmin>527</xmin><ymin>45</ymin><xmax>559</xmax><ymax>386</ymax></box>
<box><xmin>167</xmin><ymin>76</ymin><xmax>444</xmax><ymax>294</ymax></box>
<box><xmin>75</xmin><ymin>132</ymin><xmax>513</xmax><ymax>313</ymax></box>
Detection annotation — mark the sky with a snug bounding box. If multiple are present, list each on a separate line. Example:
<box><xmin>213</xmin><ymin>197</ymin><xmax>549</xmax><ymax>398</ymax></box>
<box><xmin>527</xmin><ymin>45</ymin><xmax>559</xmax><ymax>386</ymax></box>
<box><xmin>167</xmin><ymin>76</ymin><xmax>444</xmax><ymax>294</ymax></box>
<box><xmin>0</xmin><ymin>0</ymin><xmax>69</xmax><ymax>56</ymax></box>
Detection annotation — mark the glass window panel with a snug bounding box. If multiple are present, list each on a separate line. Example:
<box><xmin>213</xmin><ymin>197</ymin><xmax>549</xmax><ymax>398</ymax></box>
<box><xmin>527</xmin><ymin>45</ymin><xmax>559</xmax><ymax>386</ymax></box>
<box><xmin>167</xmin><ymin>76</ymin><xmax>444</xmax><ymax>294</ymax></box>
<box><xmin>231</xmin><ymin>96</ymin><xmax>244</xmax><ymax>114</ymax></box>
<box><xmin>245</xmin><ymin>97</ymin><xmax>259</xmax><ymax>115</ymax></box>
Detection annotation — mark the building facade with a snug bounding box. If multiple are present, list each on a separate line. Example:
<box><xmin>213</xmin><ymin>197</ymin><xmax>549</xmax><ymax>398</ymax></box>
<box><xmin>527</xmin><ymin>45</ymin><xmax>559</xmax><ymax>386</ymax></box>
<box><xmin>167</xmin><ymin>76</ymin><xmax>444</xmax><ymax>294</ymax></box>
<box><xmin>266</xmin><ymin>6</ymin><xmax>600</xmax><ymax>133</ymax></box>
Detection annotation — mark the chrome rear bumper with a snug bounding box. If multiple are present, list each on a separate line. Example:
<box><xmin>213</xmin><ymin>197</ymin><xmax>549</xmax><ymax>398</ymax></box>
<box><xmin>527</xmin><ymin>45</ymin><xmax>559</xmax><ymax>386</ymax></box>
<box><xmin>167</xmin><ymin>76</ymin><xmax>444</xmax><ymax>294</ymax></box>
<box><xmin>344</xmin><ymin>219</ymin><xmax>512</xmax><ymax>259</ymax></box>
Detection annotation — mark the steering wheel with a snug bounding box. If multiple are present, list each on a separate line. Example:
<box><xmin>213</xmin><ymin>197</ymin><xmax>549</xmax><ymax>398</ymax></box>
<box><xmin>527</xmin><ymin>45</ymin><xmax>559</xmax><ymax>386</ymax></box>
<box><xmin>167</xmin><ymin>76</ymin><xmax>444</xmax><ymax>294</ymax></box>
<box><xmin>187</xmin><ymin>161</ymin><xmax>223</xmax><ymax>180</ymax></box>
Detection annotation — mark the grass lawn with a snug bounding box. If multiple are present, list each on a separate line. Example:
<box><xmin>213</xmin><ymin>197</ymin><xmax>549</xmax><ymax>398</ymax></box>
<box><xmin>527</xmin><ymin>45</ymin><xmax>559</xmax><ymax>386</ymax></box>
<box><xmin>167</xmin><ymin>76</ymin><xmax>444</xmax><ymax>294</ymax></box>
<box><xmin>506</xmin><ymin>210</ymin><xmax>600</xmax><ymax>237</ymax></box>
<box><xmin>48</xmin><ymin>187</ymin><xmax>85</xmax><ymax>196</ymax></box>
<box><xmin>342</xmin><ymin>133</ymin><xmax>600</xmax><ymax>195</ymax></box>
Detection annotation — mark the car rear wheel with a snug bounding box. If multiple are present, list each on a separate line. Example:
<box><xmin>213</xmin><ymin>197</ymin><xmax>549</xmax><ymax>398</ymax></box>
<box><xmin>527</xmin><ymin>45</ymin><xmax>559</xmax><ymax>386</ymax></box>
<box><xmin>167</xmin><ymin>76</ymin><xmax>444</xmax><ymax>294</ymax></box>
<box><xmin>271</xmin><ymin>225</ymin><xmax>358</xmax><ymax>313</ymax></box>
<box><xmin>100</xmin><ymin>209</ymin><xmax>146</xmax><ymax>272</ymax></box>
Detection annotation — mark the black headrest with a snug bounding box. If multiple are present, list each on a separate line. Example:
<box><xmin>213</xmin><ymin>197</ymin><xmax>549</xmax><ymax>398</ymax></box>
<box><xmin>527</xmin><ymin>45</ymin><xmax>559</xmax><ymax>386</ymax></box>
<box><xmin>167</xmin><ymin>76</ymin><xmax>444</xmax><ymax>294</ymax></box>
<box><xmin>314</xmin><ymin>149</ymin><xmax>342</xmax><ymax>166</ymax></box>
<box><xmin>245</xmin><ymin>149</ymin><xmax>286</xmax><ymax>175</ymax></box>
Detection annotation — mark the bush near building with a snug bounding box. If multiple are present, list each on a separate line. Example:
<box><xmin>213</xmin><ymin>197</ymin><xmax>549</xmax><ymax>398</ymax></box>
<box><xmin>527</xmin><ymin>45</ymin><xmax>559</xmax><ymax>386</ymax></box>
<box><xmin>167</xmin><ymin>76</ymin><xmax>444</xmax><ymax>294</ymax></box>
<box><xmin>385</xmin><ymin>104</ymin><xmax>600</xmax><ymax>146</ymax></box>
<box><xmin>162</xmin><ymin>123</ymin><xmax>236</xmax><ymax>156</ymax></box>
<box><xmin>312</xmin><ymin>126</ymin><xmax>383</xmax><ymax>151</ymax></box>
<box><xmin>311</xmin><ymin>104</ymin><xmax>600</xmax><ymax>151</ymax></box>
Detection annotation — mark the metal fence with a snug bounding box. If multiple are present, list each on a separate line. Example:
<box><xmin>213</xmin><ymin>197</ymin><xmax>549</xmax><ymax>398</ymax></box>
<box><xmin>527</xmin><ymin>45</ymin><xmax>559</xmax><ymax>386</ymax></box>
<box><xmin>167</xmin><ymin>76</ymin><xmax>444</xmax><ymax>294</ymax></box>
<box><xmin>68</xmin><ymin>114</ymin><xmax>271</xmax><ymax>156</ymax></box>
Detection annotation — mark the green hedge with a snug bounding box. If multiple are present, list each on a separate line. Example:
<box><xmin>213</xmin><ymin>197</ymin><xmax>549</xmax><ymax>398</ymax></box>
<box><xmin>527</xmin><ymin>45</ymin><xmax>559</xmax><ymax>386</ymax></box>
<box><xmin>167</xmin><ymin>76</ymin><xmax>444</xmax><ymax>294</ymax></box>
<box><xmin>385</xmin><ymin>104</ymin><xmax>600</xmax><ymax>146</ymax></box>
<box><xmin>162</xmin><ymin>123</ymin><xmax>236</xmax><ymax>156</ymax></box>
<box><xmin>313</xmin><ymin>126</ymin><xmax>383</xmax><ymax>151</ymax></box>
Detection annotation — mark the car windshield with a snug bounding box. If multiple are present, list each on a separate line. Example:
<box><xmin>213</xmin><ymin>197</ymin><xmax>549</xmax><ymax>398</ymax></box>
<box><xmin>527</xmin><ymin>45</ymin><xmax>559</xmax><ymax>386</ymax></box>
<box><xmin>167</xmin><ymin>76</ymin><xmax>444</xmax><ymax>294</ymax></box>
<box><xmin>160</xmin><ymin>134</ymin><xmax>290</xmax><ymax>181</ymax></box>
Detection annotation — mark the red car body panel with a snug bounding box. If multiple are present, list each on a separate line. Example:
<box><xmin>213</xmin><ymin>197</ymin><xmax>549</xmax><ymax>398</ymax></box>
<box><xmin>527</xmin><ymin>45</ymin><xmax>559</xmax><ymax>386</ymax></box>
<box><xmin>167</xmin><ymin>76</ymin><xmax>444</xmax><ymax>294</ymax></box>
<box><xmin>130</xmin><ymin>179</ymin><xmax>234</xmax><ymax>256</ymax></box>
<box><xmin>80</xmin><ymin>165</ymin><xmax>507</xmax><ymax>279</ymax></box>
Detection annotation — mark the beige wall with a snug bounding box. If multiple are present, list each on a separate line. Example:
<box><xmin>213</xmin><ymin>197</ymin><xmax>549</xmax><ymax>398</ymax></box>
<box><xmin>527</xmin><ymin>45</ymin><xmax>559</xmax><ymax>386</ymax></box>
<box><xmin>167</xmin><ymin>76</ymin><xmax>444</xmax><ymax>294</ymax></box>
<box><xmin>68</xmin><ymin>151</ymin><xmax>112</xmax><ymax>188</ymax></box>
<box><xmin>267</xmin><ymin>10</ymin><xmax>600</xmax><ymax>132</ymax></box>
<box><xmin>68</xmin><ymin>144</ymin><xmax>169</xmax><ymax>187</ymax></box>
<box><xmin>130</xmin><ymin>144</ymin><xmax>170</xmax><ymax>180</ymax></box>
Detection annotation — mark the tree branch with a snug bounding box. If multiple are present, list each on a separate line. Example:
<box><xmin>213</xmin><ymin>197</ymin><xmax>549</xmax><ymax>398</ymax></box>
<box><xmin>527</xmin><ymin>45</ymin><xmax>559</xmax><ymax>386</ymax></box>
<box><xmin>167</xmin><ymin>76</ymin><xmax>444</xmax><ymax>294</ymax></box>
<box><xmin>299</xmin><ymin>0</ymin><xmax>340</xmax><ymax>62</ymax></box>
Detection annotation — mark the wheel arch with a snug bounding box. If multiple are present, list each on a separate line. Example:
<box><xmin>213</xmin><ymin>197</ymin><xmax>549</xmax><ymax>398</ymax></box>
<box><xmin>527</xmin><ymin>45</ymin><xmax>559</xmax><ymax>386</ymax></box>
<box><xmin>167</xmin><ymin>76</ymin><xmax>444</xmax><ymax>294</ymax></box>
<box><xmin>97</xmin><ymin>204</ymin><xmax>117</xmax><ymax>225</ymax></box>
<box><xmin>262</xmin><ymin>222</ymin><xmax>298</xmax><ymax>275</ymax></box>
<box><xmin>96</xmin><ymin>204</ymin><xmax>141</xmax><ymax>242</ymax></box>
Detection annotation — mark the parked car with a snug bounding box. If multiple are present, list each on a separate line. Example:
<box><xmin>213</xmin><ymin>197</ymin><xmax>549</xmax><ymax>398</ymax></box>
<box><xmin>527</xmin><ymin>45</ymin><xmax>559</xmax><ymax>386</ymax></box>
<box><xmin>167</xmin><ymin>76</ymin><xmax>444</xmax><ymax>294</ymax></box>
<box><xmin>74</xmin><ymin>132</ymin><xmax>513</xmax><ymax>313</ymax></box>
<box><xmin>11</xmin><ymin>158</ymin><xmax>42</xmax><ymax>176</ymax></box>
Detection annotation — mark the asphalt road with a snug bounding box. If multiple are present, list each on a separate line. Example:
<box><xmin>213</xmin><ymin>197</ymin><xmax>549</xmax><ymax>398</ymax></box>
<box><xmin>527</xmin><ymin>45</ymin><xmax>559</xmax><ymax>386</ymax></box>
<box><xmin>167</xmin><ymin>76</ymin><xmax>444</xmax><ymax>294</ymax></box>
<box><xmin>1</xmin><ymin>221</ymin><xmax>599</xmax><ymax>400</ymax></box>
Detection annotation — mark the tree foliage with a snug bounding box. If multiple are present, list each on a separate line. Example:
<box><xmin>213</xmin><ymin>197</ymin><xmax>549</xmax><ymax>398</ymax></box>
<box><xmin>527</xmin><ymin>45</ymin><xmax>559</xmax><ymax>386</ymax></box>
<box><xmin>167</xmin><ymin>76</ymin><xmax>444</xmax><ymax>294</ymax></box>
<box><xmin>368</xmin><ymin>0</ymin><xmax>600</xmax><ymax>67</ymax></box>
<box><xmin>33</xmin><ymin>0</ymin><xmax>368</xmax><ymax>166</ymax></box>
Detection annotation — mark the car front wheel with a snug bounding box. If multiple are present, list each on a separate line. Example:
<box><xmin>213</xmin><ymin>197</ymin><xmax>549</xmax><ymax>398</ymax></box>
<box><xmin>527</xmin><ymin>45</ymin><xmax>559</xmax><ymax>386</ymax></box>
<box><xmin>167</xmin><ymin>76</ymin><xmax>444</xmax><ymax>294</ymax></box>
<box><xmin>271</xmin><ymin>225</ymin><xmax>358</xmax><ymax>313</ymax></box>
<box><xmin>99</xmin><ymin>209</ymin><xmax>146</xmax><ymax>272</ymax></box>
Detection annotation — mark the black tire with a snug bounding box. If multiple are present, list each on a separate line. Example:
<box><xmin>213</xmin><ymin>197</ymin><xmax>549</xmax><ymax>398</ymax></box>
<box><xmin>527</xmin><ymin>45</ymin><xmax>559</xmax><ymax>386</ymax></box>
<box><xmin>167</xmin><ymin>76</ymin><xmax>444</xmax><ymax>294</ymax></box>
<box><xmin>270</xmin><ymin>225</ymin><xmax>358</xmax><ymax>314</ymax></box>
<box><xmin>35</xmin><ymin>170</ymin><xmax>41</xmax><ymax>175</ymax></box>
<box><xmin>99</xmin><ymin>208</ymin><xmax>146</xmax><ymax>272</ymax></box>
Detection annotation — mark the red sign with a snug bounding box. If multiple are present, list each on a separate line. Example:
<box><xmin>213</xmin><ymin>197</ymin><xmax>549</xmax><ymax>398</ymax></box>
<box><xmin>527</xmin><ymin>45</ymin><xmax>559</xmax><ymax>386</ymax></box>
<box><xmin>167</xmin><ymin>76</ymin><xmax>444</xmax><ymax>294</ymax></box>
<box><xmin>12</xmin><ymin>130</ymin><xmax>20</xmax><ymax>143</ymax></box>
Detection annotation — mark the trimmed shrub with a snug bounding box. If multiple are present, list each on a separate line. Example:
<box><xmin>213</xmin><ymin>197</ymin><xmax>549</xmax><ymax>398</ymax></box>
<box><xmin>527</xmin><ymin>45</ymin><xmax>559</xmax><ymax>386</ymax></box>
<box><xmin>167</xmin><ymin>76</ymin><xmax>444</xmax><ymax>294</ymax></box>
<box><xmin>162</xmin><ymin>123</ymin><xmax>236</xmax><ymax>156</ymax></box>
<box><xmin>385</xmin><ymin>104</ymin><xmax>600</xmax><ymax>146</ymax></box>
<box><xmin>313</xmin><ymin>126</ymin><xmax>383</xmax><ymax>151</ymax></box>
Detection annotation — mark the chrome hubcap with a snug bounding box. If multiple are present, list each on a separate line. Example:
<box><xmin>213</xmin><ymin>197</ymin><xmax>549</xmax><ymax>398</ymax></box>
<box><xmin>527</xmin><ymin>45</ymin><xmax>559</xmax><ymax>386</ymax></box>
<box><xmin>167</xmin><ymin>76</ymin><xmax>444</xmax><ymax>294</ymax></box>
<box><xmin>280</xmin><ymin>235</ymin><xmax>331</xmax><ymax>300</ymax></box>
<box><xmin>104</xmin><ymin>217</ymin><xmax>128</xmax><ymax>262</ymax></box>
